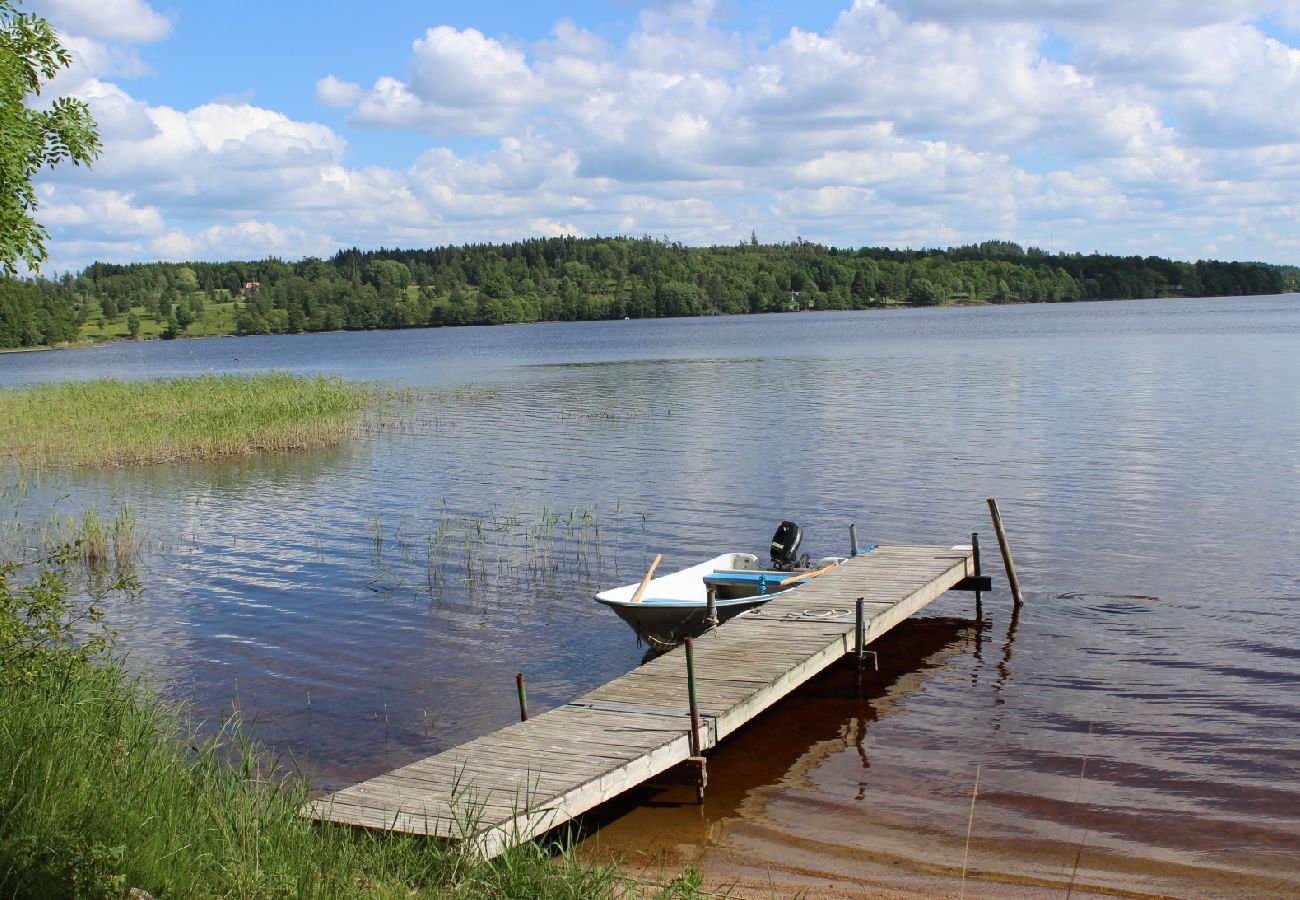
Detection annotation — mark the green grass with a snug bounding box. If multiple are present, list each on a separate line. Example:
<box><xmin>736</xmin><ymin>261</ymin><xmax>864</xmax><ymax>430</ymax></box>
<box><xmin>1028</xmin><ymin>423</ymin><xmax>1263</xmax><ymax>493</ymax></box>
<box><xmin>0</xmin><ymin>546</ymin><xmax>704</xmax><ymax>899</ymax></box>
<box><xmin>0</xmin><ymin>374</ymin><xmax>383</xmax><ymax>468</ymax></box>
<box><xmin>0</xmin><ymin>660</ymin><xmax>644</xmax><ymax>899</ymax></box>
<box><xmin>77</xmin><ymin>300</ymin><xmax>242</xmax><ymax>344</ymax></box>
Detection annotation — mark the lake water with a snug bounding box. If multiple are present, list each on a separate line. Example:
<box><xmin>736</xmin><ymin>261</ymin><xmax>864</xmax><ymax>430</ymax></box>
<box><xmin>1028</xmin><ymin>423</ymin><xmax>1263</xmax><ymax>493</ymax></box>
<box><xmin>3</xmin><ymin>297</ymin><xmax>1298</xmax><ymax>896</ymax></box>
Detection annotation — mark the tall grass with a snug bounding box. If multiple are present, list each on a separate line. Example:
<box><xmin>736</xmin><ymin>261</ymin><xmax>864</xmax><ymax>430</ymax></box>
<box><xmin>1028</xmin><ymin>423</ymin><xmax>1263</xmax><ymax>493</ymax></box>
<box><xmin>0</xmin><ymin>374</ymin><xmax>388</xmax><ymax>468</ymax></box>
<box><xmin>0</xmin><ymin>661</ymin><xmax>634</xmax><ymax>898</ymax></box>
<box><xmin>0</xmin><ymin>538</ymin><xmax>699</xmax><ymax>899</ymax></box>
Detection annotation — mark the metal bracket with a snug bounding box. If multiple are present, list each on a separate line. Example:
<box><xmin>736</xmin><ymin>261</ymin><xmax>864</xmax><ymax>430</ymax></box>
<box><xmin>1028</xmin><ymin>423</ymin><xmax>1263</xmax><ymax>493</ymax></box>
<box><xmin>682</xmin><ymin>756</ymin><xmax>708</xmax><ymax>789</ymax></box>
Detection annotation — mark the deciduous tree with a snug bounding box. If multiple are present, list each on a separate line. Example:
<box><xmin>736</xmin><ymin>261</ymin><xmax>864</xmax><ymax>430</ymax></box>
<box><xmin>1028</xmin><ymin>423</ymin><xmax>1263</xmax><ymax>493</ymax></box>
<box><xmin>1</xmin><ymin>1</ymin><xmax>100</xmax><ymax>275</ymax></box>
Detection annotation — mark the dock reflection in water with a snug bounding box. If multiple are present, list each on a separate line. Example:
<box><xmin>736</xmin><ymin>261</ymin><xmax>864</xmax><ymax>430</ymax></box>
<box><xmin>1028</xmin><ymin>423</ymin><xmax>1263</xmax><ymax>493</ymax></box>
<box><xmin>576</xmin><ymin>616</ymin><xmax>979</xmax><ymax>858</ymax></box>
<box><xmin>580</xmin><ymin>605</ymin><xmax>1299</xmax><ymax>899</ymax></box>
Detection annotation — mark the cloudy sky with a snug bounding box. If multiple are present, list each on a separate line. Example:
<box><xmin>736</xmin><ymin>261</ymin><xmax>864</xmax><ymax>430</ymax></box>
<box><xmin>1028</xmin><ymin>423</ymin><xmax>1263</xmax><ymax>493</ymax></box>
<box><xmin>27</xmin><ymin>0</ymin><xmax>1300</xmax><ymax>273</ymax></box>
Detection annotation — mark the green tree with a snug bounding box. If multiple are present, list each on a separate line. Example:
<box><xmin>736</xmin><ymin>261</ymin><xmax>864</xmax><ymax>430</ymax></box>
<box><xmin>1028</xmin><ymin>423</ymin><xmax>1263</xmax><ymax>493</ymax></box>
<box><xmin>173</xmin><ymin>266</ymin><xmax>199</xmax><ymax>293</ymax></box>
<box><xmin>908</xmin><ymin>278</ymin><xmax>944</xmax><ymax>306</ymax></box>
<box><xmin>0</xmin><ymin>1</ymin><xmax>100</xmax><ymax>275</ymax></box>
<box><xmin>125</xmin><ymin>312</ymin><xmax>139</xmax><ymax>337</ymax></box>
<box><xmin>174</xmin><ymin>300</ymin><xmax>195</xmax><ymax>330</ymax></box>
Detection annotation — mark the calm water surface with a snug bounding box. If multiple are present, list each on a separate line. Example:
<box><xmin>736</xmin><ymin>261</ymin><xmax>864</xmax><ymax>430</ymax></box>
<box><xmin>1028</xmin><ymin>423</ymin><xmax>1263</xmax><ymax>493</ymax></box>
<box><xmin>3</xmin><ymin>297</ymin><xmax>1298</xmax><ymax>895</ymax></box>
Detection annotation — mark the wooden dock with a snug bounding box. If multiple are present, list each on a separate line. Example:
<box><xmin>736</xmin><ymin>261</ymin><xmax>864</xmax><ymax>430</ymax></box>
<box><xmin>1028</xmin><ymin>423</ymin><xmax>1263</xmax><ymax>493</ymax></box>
<box><xmin>306</xmin><ymin>543</ymin><xmax>980</xmax><ymax>857</ymax></box>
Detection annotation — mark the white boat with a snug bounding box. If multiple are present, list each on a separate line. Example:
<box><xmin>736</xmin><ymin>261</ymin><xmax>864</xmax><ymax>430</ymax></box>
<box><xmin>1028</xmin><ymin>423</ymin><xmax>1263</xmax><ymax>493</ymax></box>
<box><xmin>594</xmin><ymin>522</ymin><xmax>850</xmax><ymax>651</ymax></box>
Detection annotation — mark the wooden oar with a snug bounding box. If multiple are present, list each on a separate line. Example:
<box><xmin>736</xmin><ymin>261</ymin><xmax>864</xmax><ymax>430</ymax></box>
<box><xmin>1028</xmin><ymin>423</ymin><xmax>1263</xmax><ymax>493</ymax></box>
<box><xmin>629</xmin><ymin>554</ymin><xmax>662</xmax><ymax>603</ymax></box>
<box><xmin>777</xmin><ymin>560</ymin><xmax>841</xmax><ymax>588</ymax></box>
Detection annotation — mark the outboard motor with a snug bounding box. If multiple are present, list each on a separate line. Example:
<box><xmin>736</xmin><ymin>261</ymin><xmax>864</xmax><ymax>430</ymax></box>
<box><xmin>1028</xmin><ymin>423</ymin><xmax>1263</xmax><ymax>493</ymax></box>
<box><xmin>770</xmin><ymin>521</ymin><xmax>803</xmax><ymax>571</ymax></box>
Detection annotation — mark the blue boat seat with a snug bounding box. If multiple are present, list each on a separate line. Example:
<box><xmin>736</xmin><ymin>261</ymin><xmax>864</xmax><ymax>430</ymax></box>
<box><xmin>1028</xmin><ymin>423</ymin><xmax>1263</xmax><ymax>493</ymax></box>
<box><xmin>703</xmin><ymin>571</ymin><xmax>799</xmax><ymax>586</ymax></box>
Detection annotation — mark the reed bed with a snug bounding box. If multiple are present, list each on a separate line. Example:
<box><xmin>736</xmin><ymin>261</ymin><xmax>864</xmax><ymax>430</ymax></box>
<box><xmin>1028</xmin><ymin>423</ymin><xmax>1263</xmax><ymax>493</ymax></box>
<box><xmin>0</xmin><ymin>374</ymin><xmax>394</xmax><ymax>468</ymax></box>
<box><xmin>369</xmin><ymin>502</ymin><xmax>611</xmax><ymax>602</ymax></box>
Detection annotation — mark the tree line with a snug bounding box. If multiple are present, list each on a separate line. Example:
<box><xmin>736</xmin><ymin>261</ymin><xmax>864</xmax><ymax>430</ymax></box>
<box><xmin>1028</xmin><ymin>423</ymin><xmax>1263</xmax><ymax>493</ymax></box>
<box><xmin>2</xmin><ymin>236</ymin><xmax>1296</xmax><ymax>348</ymax></box>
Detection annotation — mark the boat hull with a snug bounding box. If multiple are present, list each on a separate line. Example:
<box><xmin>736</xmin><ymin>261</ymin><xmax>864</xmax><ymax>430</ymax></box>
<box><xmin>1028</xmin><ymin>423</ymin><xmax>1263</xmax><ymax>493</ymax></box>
<box><xmin>595</xmin><ymin>552</ymin><xmax>845</xmax><ymax>651</ymax></box>
<box><xmin>597</xmin><ymin>594</ymin><xmax>771</xmax><ymax>652</ymax></box>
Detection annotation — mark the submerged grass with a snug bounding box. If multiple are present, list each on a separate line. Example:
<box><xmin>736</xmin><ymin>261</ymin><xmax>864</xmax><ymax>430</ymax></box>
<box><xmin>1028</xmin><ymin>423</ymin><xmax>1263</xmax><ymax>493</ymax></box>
<box><xmin>0</xmin><ymin>373</ymin><xmax>388</xmax><ymax>468</ymax></box>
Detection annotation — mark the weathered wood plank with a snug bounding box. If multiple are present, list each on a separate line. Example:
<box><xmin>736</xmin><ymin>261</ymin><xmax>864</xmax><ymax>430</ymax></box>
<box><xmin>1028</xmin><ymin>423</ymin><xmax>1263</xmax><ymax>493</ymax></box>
<box><xmin>307</xmin><ymin>543</ymin><xmax>975</xmax><ymax>857</ymax></box>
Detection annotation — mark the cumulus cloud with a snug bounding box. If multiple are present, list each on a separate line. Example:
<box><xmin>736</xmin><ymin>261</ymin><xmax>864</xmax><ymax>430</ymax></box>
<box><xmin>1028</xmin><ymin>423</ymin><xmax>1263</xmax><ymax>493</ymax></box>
<box><xmin>349</xmin><ymin>26</ymin><xmax>541</xmax><ymax>136</ymax></box>
<box><xmin>315</xmin><ymin>75</ymin><xmax>364</xmax><ymax>108</ymax></box>
<box><xmin>34</xmin><ymin>0</ymin><xmax>172</xmax><ymax>43</ymax></box>
<box><xmin>890</xmin><ymin>0</ymin><xmax>1279</xmax><ymax>29</ymax></box>
<box><xmin>30</xmin><ymin>0</ymin><xmax>1300</xmax><ymax>270</ymax></box>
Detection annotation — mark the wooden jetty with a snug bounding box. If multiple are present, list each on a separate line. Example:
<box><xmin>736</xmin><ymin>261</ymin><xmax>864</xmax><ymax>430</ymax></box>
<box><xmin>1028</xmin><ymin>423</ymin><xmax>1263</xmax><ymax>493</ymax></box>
<box><xmin>306</xmin><ymin>543</ymin><xmax>983</xmax><ymax>858</ymax></box>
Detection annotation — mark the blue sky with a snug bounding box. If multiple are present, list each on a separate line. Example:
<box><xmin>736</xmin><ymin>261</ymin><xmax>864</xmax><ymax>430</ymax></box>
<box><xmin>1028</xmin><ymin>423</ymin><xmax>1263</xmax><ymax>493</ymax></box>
<box><xmin>27</xmin><ymin>0</ymin><xmax>1300</xmax><ymax>271</ymax></box>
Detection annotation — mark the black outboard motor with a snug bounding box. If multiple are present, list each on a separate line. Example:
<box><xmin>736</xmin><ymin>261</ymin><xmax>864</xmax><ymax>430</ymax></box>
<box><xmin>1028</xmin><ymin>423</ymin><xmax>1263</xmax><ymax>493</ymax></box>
<box><xmin>770</xmin><ymin>521</ymin><xmax>803</xmax><ymax>571</ymax></box>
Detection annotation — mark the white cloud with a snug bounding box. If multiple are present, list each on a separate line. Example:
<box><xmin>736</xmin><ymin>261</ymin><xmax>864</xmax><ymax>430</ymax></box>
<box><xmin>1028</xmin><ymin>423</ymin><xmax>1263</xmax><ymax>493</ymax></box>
<box><xmin>28</xmin><ymin>0</ymin><xmax>1300</xmax><ymax>270</ymax></box>
<box><xmin>315</xmin><ymin>75</ymin><xmax>364</xmax><ymax>108</ymax></box>
<box><xmin>890</xmin><ymin>0</ymin><xmax>1280</xmax><ymax>29</ymax></box>
<box><xmin>38</xmin><ymin>186</ymin><xmax>165</xmax><ymax>238</ymax></box>
<box><xmin>350</xmin><ymin>26</ymin><xmax>541</xmax><ymax>136</ymax></box>
<box><xmin>34</xmin><ymin>0</ymin><xmax>172</xmax><ymax>43</ymax></box>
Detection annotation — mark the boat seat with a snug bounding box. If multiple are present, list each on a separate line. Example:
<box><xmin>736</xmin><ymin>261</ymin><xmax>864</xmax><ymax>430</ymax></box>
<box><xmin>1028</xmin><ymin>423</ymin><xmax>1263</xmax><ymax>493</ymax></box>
<box><xmin>703</xmin><ymin>571</ymin><xmax>803</xmax><ymax>587</ymax></box>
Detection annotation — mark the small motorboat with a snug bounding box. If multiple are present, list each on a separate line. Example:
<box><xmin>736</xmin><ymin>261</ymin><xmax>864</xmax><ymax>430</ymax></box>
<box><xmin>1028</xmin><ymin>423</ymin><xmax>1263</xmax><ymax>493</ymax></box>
<box><xmin>594</xmin><ymin>521</ymin><xmax>847</xmax><ymax>652</ymax></box>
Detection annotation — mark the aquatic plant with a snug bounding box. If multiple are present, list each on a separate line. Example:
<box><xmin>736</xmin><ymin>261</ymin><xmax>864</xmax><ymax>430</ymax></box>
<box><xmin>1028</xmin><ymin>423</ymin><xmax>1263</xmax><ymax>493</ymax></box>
<box><xmin>366</xmin><ymin>500</ymin><xmax>616</xmax><ymax>607</ymax></box>
<box><xmin>0</xmin><ymin>373</ymin><xmax>393</xmax><ymax>468</ymax></box>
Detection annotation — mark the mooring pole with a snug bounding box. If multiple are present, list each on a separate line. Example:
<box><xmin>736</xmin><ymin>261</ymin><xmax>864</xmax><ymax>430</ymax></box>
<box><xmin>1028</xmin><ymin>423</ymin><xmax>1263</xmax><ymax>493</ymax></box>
<box><xmin>971</xmin><ymin>531</ymin><xmax>983</xmax><ymax>614</ymax></box>
<box><xmin>705</xmin><ymin>584</ymin><xmax>719</xmax><ymax>629</ymax></box>
<box><xmin>855</xmin><ymin>597</ymin><xmax>867</xmax><ymax>669</ymax></box>
<box><xmin>986</xmin><ymin>498</ymin><xmax>1024</xmax><ymax>608</ymax></box>
<box><xmin>516</xmin><ymin>672</ymin><xmax>529</xmax><ymax>722</ymax></box>
<box><xmin>849</xmin><ymin>523</ymin><xmax>859</xmax><ymax>557</ymax></box>
<box><xmin>685</xmin><ymin>638</ymin><xmax>701</xmax><ymax>754</ymax></box>
<box><xmin>684</xmin><ymin>637</ymin><xmax>706</xmax><ymax>803</ymax></box>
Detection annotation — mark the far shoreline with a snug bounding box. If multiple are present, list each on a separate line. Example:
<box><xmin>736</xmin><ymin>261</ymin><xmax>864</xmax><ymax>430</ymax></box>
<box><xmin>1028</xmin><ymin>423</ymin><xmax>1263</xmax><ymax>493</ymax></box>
<box><xmin>5</xmin><ymin>292</ymin><xmax>1291</xmax><ymax>356</ymax></box>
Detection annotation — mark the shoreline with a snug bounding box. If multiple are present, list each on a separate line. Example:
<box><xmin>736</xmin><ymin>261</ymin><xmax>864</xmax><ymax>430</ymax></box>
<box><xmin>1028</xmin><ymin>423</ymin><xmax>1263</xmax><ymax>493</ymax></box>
<box><xmin>5</xmin><ymin>292</ymin><xmax>1286</xmax><ymax>356</ymax></box>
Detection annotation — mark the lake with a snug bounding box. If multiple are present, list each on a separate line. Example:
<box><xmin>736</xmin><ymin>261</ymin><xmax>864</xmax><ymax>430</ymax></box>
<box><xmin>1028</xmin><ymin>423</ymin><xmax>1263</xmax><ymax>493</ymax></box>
<box><xmin>3</xmin><ymin>296</ymin><xmax>1298</xmax><ymax>896</ymax></box>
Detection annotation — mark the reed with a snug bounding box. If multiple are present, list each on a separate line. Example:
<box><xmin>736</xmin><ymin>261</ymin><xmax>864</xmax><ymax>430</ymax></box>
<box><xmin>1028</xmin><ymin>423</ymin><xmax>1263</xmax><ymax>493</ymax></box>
<box><xmin>111</xmin><ymin>507</ymin><xmax>141</xmax><ymax>569</ymax></box>
<box><xmin>0</xmin><ymin>374</ymin><xmax>386</xmax><ymax>468</ymax></box>
<box><xmin>402</xmin><ymin>500</ymin><xmax>609</xmax><ymax>602</ymax></box>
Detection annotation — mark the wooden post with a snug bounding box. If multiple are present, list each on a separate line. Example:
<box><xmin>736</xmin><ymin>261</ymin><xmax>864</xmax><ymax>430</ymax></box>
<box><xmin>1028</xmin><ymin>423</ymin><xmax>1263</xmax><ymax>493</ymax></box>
<box><xmin>849</xmin><ymin>523</ymin><xmax>858</xmax><ymax>557</ymax></box>
<box><xmin>705</xmin><ymin>584</ymin><xmax>719</xmax><ymax>628</ymax></box>
<box><xmin>516</xmin><ymin>672</ymin><xmax>529</xmax><ymax>722</ymax></box>
<box><xmin>684</xmin><ymin>637</ymin><xmax>705</xmax><ymax>803</ymax></box>
<box><xmin>855</xmin><ymin>597</ymin><xmax>866</xmax><ymax>669</ymax></box>
<box><xmin>685</xmin><ymin>638</ymin><xmax>701</xmax><ymax>755</ymax></box>
<box><xmin>971</xmin><ymin>531</ymin><xmax>982</xmax><ymax>611</ymax></box>
<box><xmin>986</xmin><ymin>498</ymin><xmax>1024</xmax><ymax>608</ymax></box>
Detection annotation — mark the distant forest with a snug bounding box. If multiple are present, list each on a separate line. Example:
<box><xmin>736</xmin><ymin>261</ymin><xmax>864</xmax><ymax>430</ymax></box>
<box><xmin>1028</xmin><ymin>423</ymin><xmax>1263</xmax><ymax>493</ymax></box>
<box><xmin>2</xmin><ymin>236</ymin><xmax>1296</xmax><ymax>349</ymax></box>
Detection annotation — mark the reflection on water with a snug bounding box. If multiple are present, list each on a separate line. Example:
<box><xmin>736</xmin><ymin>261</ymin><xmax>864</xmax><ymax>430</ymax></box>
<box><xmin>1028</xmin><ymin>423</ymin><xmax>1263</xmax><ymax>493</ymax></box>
<box><xmin>2</xmin><ymin>296</ymin><xmax>1298</xmax><ymax>895</ymax></box>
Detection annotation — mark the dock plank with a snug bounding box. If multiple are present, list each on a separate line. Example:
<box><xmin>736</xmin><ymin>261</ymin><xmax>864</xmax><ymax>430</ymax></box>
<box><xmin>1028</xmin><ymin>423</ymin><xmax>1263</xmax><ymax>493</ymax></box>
<box><xmin>306</xmin><ymin>543</ymin><xmax>976</xmax><ymax>858</ymax></box>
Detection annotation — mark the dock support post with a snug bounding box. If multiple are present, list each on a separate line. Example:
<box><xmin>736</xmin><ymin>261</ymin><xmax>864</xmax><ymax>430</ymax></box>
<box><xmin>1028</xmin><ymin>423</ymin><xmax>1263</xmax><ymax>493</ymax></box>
<box><xmin>705</xmin><ymin>585</ymin><xmax>719</xmax><ymax>629</ymax></box>
<box><xmin>972</xmin><ymin>531</ymin><xmax>983</xmax><ymax>616</ymax></box>
<box><xmin>855</xmin><ymin>597</ymin><xmax>866</xmax><ymax>669</ymax></box>
<box><xmin>516</xmin><ymin>672</ymin><xmax>529</xmax><ymax>722</ymax></box>
<box><xmin>684</xmin><ymin>637</ymin><xmax>706</xmax><ymax>804</ymax></box>
<box><xmin>987</xmin><ymin>498</ymin><xmax>1024</xmax><ymax>608</ymax></box>
<box><xmin>849</xmin><ymin>523</ymin><xmax>859</xmax><ymax>557</ymax></box>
